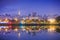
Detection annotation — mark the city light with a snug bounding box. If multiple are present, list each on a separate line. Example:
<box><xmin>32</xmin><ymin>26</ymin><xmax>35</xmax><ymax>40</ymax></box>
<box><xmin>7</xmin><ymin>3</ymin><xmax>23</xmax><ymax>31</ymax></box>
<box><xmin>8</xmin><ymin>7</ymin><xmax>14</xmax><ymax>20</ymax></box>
<box><xmin>0</xmin><ymin>19</ymin><xmax>2</xmax><ymax>22</ymax></box>
<box><xmin>47</xmin><ymin>18</ymin><xmax>56</xmax><ymax>24</ymax></box>
<box><xmin>48</xmin><ymin>26</ymin><xmax>56</xmax><ymax>32</ymax></box>
<box><xmin>38</xmin><ymin>29</ymin><xmax>41</xmax><ymax>31</ymax></box>
<box><xmin>0</xmin><ymin>0</ymin><xmax>60</xmax><ymax>40</ymax></box>
<box><xmin>14</xmin><ymin>18</ymin><xmax>18</xmax><ymax>21</ymax></box>
<box><xmin>0</xmin><ymin>28</ymin><xmax>2</xmax><ymax>31</ymax></box>
<box><xmin>14</xmin><ymin>28</ymin><xmax>18</xmax><ymax>32</ymax></box>
<box><xmin>18</xmin><ymin>10</ymin><xmax>20</xmax><ymax>16</ymax></box>
<box><xmin>18</xmin><ymin>32</ymin><xmax>20</xmax><ymax>37</ymax></box>
<box><xmin>0</xmin><ymin>11</ymin><xmax>59</xmax><ymax>34</ymax></box>
<box><xmin>4</xmin><ymin>18</ymin><xmax>9</xmax><ymax>22</ymax></box>
<box><xmin>20</xmin><ymin>20</ymin><xmax>25</xmax><ymax>24</ymax></box>
<box><xmin>5</xmin><ymin>29</ymin><xmax>8</xmax><ymax>32</ymax></box>
<box><xmin>22</xmin><ymin>28</ymin><xmax>26</xmax><ymax>31</ymax></box>
<box><xmin>5</xmin><ymin>26</ymin><xmax>9</xmax><ymax>29</ymax></box>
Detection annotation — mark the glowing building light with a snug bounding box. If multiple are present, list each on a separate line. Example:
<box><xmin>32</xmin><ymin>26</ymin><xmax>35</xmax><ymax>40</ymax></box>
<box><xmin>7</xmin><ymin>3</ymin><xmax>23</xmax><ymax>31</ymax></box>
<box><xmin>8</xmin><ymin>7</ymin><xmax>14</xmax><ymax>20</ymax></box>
<box><xmin>39</xmin><ymin>29</ymin><xmax>41</xmax><ymax>31</ymax></box>
<box><xmin>0</xmin><ymin>28</ymin><xmax>1</xmax><ymax>31</ymax></box>
<box><xmin>6</xmin><ymin>26</ymin><xmax>9</xmax><ymax>29</ymax></box>
<box><xmin>18</xmin><ymin>10</ymin><xmax>20</xmax><ymax>16</ymax></box>
<box><xmin>14</xmin><ymin>18</ymin><xmax>18</xmax><ymax>21</ymax></box>
<box><xmin>4</xmin><ymin>18</ymin><xmax>9</xmax><ymax>22</ymax></box>
<box><xmin>23</xmin><ymin>18</ymin><xmax>26</xmax><ymax>20</ymax></box>
<box><xmin>48</xmin><ymin>18</ymin><xmax>56</xmax><ymax>24</ymax></box>
<box><xmin>20</xmin><ymin>20</ymin><xmax>25</xmax><ymax>24</ymax></box>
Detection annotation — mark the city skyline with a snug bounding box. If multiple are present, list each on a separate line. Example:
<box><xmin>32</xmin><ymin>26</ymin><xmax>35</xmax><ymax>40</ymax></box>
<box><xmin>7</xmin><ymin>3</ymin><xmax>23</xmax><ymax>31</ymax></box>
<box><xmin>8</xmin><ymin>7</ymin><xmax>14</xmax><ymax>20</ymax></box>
<box><xmin>0</xmin><ymin>0</ymin><xmax>60</xmax><ymax>40</ymax></box>
<box><xmin>0</xmin><ymin>0</ymin><xmax>60</xmax><ymax>16</ymax></box>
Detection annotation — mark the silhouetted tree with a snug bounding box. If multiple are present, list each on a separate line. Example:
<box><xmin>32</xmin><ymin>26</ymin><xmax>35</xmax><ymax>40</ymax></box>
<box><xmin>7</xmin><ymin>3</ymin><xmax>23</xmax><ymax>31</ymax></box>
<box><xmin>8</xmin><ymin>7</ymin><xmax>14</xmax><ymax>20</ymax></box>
<box><xmin>56</xmin><ymin>28</ymin><xmax>60</xmax><ymax>33</ymax></box>
<box><xmin>55</xmin><ymin>16</ymin><xmax>60</xmax><ymax>23</ymax></box>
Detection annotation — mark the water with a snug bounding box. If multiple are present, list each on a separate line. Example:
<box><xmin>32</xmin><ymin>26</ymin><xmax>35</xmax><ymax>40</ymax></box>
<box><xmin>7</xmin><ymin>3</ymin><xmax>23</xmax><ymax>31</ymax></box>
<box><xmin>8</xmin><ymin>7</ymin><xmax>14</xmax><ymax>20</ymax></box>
<box><xmin>0</xmin><ymin>26</ymin><xmax>60</xmax><ymax>40</ymax></box>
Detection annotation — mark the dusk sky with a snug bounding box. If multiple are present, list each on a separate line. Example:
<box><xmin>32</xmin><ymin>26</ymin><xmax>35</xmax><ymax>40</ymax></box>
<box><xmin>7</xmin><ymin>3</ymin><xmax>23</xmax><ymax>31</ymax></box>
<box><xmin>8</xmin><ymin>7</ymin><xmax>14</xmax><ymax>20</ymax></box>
<box><xmin>0</xmin><ymin>0</ymin><xmax>60</xmax><ymax>16</ymax></box>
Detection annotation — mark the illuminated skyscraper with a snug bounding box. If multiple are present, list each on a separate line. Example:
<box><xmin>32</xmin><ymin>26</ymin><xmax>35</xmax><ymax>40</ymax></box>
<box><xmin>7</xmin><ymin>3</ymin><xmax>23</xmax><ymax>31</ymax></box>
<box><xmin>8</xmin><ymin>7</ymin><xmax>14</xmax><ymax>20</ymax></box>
<box><xmin>18</xmin><ymin>10</ymin><xmax>20</xmax><ymax>16</ymax></box>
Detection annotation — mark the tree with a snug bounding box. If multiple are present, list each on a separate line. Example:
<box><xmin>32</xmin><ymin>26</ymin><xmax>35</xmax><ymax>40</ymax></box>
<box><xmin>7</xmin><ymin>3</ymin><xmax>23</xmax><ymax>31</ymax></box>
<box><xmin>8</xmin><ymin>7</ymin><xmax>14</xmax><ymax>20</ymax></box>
<box><xmin>55</xmin><ymin>16</ymin><xmax>60</xmax><ymax>23</ymax></box>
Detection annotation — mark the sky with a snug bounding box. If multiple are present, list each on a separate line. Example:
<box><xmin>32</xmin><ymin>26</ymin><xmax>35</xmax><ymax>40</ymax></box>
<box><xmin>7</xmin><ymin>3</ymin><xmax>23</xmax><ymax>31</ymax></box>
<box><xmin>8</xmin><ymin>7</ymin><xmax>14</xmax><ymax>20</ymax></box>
<box><xmin>0</xmin><ymin>0</ymin><xmax>60</xmax><ymax>16</ymax></box>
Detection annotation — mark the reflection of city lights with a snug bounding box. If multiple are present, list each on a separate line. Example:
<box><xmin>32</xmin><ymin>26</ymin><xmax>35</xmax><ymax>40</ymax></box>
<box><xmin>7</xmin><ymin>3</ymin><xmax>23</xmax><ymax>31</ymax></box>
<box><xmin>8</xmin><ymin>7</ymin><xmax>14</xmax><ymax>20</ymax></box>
<box><xmin>9</xmin><ymin>22</ymin><xmax>12</xmax><ymax>24</ymax></box>
<box><xmin>20</xmin><ymin>26</ymin><xmax>25</xmax><ymax>29</ymax></box>
<box><xmin>22</xmin><ymin>28</ymin><xmax>25</xmax><ymax>31</ymax></box>
<box><xmin>18</xmin><ymin>32</ymin><xmax>20</xmax><ymax>37</ymax></box>
<box><xmin>5</xmin><ymin>29</ymin><xmax>8</xmax><ymax>32</ymax></box>
<box><xmin>0</xmin><ymin>19</ymin><xmax>1</xmax><ymax>22</ymax></box>
<box><xmin>26</xmin><ymin>31</ymin><xmax>28</xmax><ymax>33</ymax></box>
<box><xmin>0</xmin><ymin>28</ymin><xmax>1</xmax><ymax>31</ymax></box>
<box><xmin>48</xmin><ymin>18</ymin><xmax>56</xmax><ymax>24</ymax></box>
<box><xmin>4</xmin><ymin>26</ymin><xmax>9</xmax><ymax>31</ymax></box>
<box><xmin>14</xmin><ymin>28</ymin><xmax>18</xmax><ymax>32</ymax></box>
<box><xmin>48</xmin><ymin>26</ymin><xmax>56</xmax><ymax>32</ymax></box>
<box><xmin>39</xmin><ymin>29</ymin><xmax>41</xmax><ymax>31</ymax></box>
<box><xmin>9</xmin><ymin>26</ymin><xmax>12</xmax><ymax>29</ymax></box>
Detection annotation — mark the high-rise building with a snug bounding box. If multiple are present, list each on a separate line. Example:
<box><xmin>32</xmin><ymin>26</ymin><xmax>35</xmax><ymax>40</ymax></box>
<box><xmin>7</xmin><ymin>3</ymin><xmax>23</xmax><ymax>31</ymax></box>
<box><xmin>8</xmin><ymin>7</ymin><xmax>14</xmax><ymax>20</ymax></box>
<box><xmin>28</xmin><ymin>13</ymin><xmax>31</xmax><ymax>17</ymax></box>
<box><xmin>18</xmin><ymin>10</ymin><xmax>20</xmax><ymax>16</ymax></box>
<box><xmin>32</xmin><ymin>12</ymin><xmax>37</xmax><ymax>17</ymax></box>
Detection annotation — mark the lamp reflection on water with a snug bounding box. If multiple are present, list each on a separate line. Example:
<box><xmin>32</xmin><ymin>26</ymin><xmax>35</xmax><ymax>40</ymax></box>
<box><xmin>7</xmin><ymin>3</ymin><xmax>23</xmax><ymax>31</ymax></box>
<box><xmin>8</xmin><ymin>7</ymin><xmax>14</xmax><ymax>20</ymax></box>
<box><xmin>5</xmin><ymin>28</ymin><xmax>8</xmax><ymax>32</ymax></box>
<box><xmin>18</xmin><ymin>32</ymin><xmax>20</xmax><ymax>37</ymax></box>
<box><xmin>0</xmin><ymin>28</ymin><xmax>1</xmax><ymax>31</ymax></box>
<box><xmin>48</xmin><ymin>26</ymin><xmax>56</xmax><ymax>32</ymax></box>
<box><xmin>14</xmin><ymin>28</ymin><xmax>18</xmax><ymax>32</ymax></box>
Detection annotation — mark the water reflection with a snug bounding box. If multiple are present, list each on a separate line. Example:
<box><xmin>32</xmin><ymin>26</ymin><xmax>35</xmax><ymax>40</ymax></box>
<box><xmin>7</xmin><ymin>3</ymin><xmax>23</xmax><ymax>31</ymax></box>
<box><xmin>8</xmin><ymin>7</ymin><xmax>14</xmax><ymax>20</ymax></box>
<box><xmin>18</xmin><ymin>32</ymin><xmax>20</xmax><ymax>37</ymax></box>
<box><xmin>24</xmin><ymin>25</ymin><xmax>60</xmax><ymax>36</ymax></box>
<box><xmin>48</xmin><ymin>26</ymin><xmax>56</xmax><ymax>32</ymax></box>
<box><xmin>0</xmin><ymin>25</ymin><xmax>60</xmax><ymax>40</ymax></box>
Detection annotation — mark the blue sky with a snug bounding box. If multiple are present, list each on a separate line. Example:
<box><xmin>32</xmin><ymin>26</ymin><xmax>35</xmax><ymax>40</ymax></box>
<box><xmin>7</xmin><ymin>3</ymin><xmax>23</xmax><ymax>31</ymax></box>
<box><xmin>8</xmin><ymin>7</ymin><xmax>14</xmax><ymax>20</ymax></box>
<box><xmin>0</xmin><ymin>0</ymin><xmax>60</xmax><ymax>16</ymax></box>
